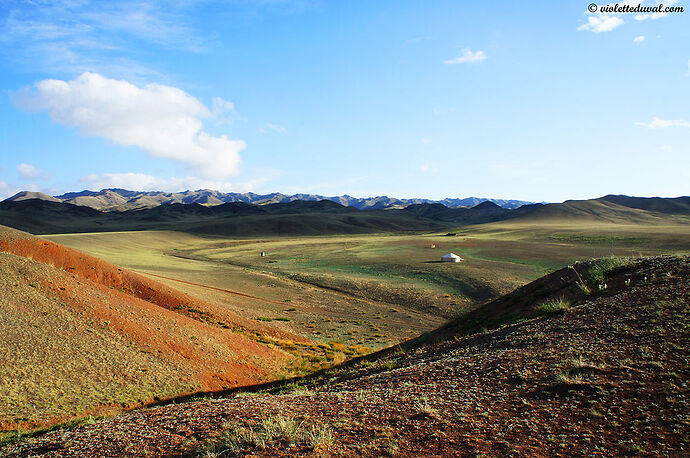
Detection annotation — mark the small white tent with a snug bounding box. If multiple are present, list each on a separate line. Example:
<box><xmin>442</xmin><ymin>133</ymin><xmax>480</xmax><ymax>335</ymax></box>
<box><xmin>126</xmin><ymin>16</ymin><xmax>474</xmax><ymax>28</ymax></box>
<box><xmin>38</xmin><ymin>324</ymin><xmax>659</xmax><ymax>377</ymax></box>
<box><xmin>441</xmin><ymin>252</ymin><xmax>463</xmax><ymax>263</ymax></box>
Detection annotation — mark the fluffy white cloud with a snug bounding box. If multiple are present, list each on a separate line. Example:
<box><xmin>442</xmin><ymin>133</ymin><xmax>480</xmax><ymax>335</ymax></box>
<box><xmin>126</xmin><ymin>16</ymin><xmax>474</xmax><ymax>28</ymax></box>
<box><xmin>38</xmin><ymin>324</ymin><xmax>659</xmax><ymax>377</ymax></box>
<box><xmin>80</xmin><ymin>172</ymin><xmax>265</xmax><ymax>194</ymax></box>
<box><xmin>443</xmin><ymin>49</ymin><xmax>487</xmax><ymax>64</ymax></box>
<box><xmin>633</xmin><ymin>35</ymin><xmax>645</xmax><ymax>43</ymax></box>
<box><xmin>635</xmin><ymin>117</ymin><xmax>690</xmax><ymax>129</ymax></box>
<box><xmin>578</xmin><ymin>15</ymin><xmax>625</xmax><ymax>33</ymax></box>
<box><xmin>17</xmin><ymin>163</ymin><xmax>43</xmax><ymax>179</ymax></box>
<box><xmin>14</xmin><ymin>72</ymin><xmax>245</xmax><ymax>180</ymax></box>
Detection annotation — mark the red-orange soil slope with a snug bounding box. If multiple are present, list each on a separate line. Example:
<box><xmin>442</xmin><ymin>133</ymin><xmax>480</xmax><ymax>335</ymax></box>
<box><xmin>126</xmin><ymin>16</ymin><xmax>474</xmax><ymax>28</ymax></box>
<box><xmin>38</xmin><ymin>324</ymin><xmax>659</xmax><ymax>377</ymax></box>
<box><xmin>0</xmin><ymin>225</ymin><xmax>311</xmax><ymax>432</ymax></box>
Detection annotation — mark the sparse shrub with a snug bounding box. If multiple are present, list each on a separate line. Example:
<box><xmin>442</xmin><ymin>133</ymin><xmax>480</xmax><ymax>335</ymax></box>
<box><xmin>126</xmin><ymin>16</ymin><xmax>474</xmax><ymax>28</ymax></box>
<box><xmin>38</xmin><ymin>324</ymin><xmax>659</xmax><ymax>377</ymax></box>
<box><xmin>585</xmin><ymin>256</ymin><xmax>631</xmax><ymax>286</ymax></box>
<box><xmin>535</xmin><ymin>297</ymin><xmax>571</xmax><ymax>314</ymax></box>
<box><xmin>357</xmin><ymin>359</ymin><xmax>375</xmax><ymax>368</ymax></box>
<box><xmin>201</xmin><ymin>425</ymin><xmax>254</xmax><ymax>455</ymax></box>
<box><xmin>555</xmin><ymin>371</ymin><xmax>583</xmax><ymax>385</ymax></box>
<box><xmin>277</xmin><ymin>381</ymin><xmax>312</xmax><ymax>394</ymax></box>
<box><xmin>589</xmin><ymin>408</ymin><xmax>604</xmax><ymax>418</ymax></box>
<box><xmin>415</xmin><ymin>397</ymin><xmax>439</xmax><ymax>418</ymax></box>
<box><xmin>384</xmin><ymin>438</ymin><xmax>399</xmax><ymax>455</ymax></box>
<box><xmin>307</xmin><ymin>424</ymin><xmax>334</xmax><ymax>450</ymax></box>
<box><xmin>576</xmin><ymin>281</ymin><xmax>591</xmax><ymax>295</ymax></box>
<box><xmin>201</xmin><ymin>416</ymin><xmax>335</xmax><ymax>455</ymax></box>
<box><xmin>566</xmin><ymin>355</ymin><xmax>604</xmax><ymax>374</ymax></box>
<box><xmin>381</xmin><ymin>360</ymin><xmax>397</xmax><ymax>370</ymax></box>
<box><xmin>260</xmin><ymin>416</ymin><xmax>301</xmax><ymax>445</ymax></box>
<box><xmin>568</xmin><ymin>266</ymin><xmax>592</xmax><ymax>296</ymax></box>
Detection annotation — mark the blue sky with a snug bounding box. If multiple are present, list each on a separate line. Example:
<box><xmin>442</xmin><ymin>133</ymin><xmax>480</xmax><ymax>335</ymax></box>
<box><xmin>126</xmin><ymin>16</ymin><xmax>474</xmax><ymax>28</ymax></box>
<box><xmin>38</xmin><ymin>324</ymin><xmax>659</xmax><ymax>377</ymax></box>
<box><xmin>1</xmin><ymin>0</ymin><xmax>688</xmax><ymax>202</ymax></box>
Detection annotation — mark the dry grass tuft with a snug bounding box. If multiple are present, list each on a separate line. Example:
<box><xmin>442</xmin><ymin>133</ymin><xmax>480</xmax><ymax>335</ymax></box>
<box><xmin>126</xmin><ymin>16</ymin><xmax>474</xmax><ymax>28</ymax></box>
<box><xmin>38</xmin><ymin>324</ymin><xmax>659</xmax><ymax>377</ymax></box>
<box><xmin>535</xmin><ymin>297</ymin><xmax>571</xmax><ymax>314</ymax></box>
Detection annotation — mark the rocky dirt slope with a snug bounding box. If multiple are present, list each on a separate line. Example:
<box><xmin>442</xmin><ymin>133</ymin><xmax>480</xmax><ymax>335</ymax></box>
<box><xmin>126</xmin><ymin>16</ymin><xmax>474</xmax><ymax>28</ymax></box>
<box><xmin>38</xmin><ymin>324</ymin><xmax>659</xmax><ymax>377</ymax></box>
<box><xmin>3</xmin><ymin>255</ymin><xmax>688</xmax><ymax>456</ymax></box>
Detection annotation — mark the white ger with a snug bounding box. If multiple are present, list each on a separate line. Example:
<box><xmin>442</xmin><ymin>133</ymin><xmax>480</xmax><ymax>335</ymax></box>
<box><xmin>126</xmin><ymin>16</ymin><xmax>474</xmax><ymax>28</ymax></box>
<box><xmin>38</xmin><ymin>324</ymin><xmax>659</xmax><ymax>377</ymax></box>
<box><xmin>441</xmin><ymin>252</ymin><xmax>463</xmax><ymax>263</ymax></box>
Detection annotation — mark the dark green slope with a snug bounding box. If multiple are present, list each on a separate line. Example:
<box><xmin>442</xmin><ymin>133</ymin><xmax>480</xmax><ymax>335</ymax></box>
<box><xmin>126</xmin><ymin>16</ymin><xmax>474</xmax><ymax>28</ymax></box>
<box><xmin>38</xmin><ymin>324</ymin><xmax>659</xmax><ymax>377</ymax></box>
<box><xmin>0</xmin><ymin>199</ymin><xmax>447</xmax><ymax>235</ymax></box>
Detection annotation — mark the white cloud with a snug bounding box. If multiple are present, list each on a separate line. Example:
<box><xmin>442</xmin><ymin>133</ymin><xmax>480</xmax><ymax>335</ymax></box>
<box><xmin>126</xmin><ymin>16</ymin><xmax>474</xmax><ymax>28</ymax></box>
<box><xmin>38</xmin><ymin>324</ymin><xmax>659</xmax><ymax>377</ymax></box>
<box><xmin>80</xmin><ymin>172</ymin><xmax>265</xmax><ymax>194</ymax></box>
<box><xmin>211</xmin><ymin>96</ymin><xmax>241</xmax><ymax>122</ymax></box>
<box><xmin>0</xmin><ymin>180</ymin><xmax>39</xmax><ymax>199</ymax></box>
<box><xmin>14</xmin><ymin>73</ymin><xmax>245</xmax><ymax>180</ymax></box>
<box><xmin>0</xmin><ymin>181</ymin><xmax>11</xmax><ymax>199</ymax></box>
<box><xmin>578</xmin><ymin>15</ymin><xmax>625</xmax><ymax>33</ymax></box>
<box><xmin>212</xmin><ymin>97</ymin><xmax>236</xmax><ymax>113</ymax></box>
<box><xmin>443</xmin><ymin>48</ymin><xmax>487</xmax><ymax>64</ymax></box>
<box><xmin>419</xmin><ymin>164</ymin><xmax>438</xmax><ymax>173</ymax></box>
<box><xmin>0</xmin><ymin>1</ymin><xmax>203</xmax><ymax>76</ymax></box>
<box><xmin>259</xmin><ymin>123</ymin><xmax>288</xmax><ymax>134</ymax></box>
<box><xmin>635</xmin><ymin>117</ymin><xmax>690</xmax><ymax>129</ymax></box>
<box><xmin>633</xmin><ymin>35</ymin><xmax>645</xmax><ymax>43</ymax></box>
<box><xmin>17</xmin><ymin>163</ymin><xmax>43</xmax><ymax>179</ymax></box>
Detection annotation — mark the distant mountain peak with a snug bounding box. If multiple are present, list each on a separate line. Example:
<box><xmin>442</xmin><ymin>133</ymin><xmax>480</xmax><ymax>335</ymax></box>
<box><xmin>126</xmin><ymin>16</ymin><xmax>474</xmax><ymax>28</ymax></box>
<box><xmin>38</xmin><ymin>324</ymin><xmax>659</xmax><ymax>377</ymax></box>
<box><xmin>6</xmin><ymin>191</ymin><xmax>61</xmax><ymax>203</ymax></box>
<box><xmin>3</xmin><ymin>188</ymin><xmax>537</xmax><ymax>212</ymax></box>
<box><xmin>473</xmin><ymin>201</ymin><xmax>502</xmax><ymax>210</ymax></box>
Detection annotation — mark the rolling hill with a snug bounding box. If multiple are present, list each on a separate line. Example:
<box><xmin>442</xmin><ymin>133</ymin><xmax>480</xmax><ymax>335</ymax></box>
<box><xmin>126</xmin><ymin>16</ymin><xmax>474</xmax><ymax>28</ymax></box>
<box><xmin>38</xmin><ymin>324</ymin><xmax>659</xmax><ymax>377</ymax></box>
<box><xmin>2</xmin><ymin>193</ymin><xmax>687</xmax><ymax>237</ymax></box>
<box><xmin>0</xmin><ymin>198</ymin><xmax>451</xmax><ymax>235</ymax></box>
<box><xmin>0</xmin><ymin>225</ymin><xmax>342</xmax><ymax>432</ymax></box>
<box><xmin>512</xmin><ymin>197</ymin><xmax>690</xmax><ymax>224</ymax></box>
<box><xmin>599</xmin><ymin>194</ymin><xmax>690</xmax><ymax>214</ymax></box>
<box><xmin>3</xmin><ymin>255</ymin><xmax>687</xmax><ymax>456</ymax></box>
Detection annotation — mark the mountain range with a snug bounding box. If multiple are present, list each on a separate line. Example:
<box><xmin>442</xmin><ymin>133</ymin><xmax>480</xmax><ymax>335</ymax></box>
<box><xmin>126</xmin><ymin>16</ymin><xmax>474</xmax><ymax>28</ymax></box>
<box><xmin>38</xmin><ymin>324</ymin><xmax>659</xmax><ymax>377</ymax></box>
<box><xmin>4</xmin><ymin>189</ymin><xmax>535</xmax><ymax>211</ymax></box>
<box><xmin>0</xmin><ymin>192</ymin><xmax>688</xmax><ymax>236</ymax></box>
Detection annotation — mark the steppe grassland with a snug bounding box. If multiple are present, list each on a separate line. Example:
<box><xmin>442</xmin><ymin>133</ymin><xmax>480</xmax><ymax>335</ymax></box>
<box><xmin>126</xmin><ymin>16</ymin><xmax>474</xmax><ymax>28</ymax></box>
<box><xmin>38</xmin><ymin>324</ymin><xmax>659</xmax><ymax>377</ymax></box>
<box><xmin>45</xmin><ymin>218</ymin><xmax>690</xmax><ymax>348</ymax></box>
<box><xmin>0</xmin><ymin>252</ymin><xmax>196</xmax><ymax>429</ymax></box>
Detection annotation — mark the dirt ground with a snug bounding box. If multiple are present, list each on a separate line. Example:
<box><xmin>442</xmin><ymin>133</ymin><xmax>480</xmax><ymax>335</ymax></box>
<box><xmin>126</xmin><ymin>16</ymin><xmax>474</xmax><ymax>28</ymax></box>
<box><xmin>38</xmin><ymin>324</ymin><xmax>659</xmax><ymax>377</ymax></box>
<box><xmin>4</xmin><ymin>256</ymin><xmax>688</xmax><ymax>457</ymax></box>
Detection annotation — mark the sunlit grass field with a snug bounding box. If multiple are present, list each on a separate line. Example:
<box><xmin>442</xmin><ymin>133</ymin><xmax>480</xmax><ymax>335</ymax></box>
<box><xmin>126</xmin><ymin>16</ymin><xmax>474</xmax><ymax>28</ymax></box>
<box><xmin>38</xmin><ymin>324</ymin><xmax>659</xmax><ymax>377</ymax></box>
<box><xmin>46</xmin><ymin>218</ymin><xmax>690</xmax><ymax>349</ymax></box>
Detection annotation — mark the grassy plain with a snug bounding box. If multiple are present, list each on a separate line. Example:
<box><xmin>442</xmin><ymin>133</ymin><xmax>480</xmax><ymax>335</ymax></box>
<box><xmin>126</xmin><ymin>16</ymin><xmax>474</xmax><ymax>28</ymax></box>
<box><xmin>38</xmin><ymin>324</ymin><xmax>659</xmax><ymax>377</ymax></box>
<box><xmin>46</xmin><ymin>217</ymin><xmax>690</xmax><ymax>349</ymax></box>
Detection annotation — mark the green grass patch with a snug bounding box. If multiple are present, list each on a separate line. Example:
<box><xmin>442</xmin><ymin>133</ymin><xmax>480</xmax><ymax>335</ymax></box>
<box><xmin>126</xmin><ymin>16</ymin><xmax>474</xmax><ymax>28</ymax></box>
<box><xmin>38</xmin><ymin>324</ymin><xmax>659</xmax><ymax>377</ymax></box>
<box><xmin>549</xmin><ymin>234</ymin><xmax>645</xmax><ymax>245</ymax></box>
<box><xmin>584</xmin><ymin>256</ymin><xmax>632</xmax><ymax>285</ymax></box>
<box><xmin>535</xmin><ymin>297</ymin><xmax>571</xmax><ymax>314</ymax></box>
<box><xmin>0</xmin><ymin>415</ymin><xmax>103</xmax><ymax>448</ymax></box>
<box><xmin>199</xmin><ymin>416</ymin><xmax>334</xmax><ymax>455</ymax></box>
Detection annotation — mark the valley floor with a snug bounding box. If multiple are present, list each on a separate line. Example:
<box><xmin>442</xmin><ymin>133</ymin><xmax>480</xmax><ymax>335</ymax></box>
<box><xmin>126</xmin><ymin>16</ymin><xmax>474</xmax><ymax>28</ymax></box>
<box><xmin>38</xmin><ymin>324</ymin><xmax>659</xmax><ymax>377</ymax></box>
<box><xmin>44</xmin><ymin>218</ymin><xmax>690</xmax><ymax>352</ymax></box>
